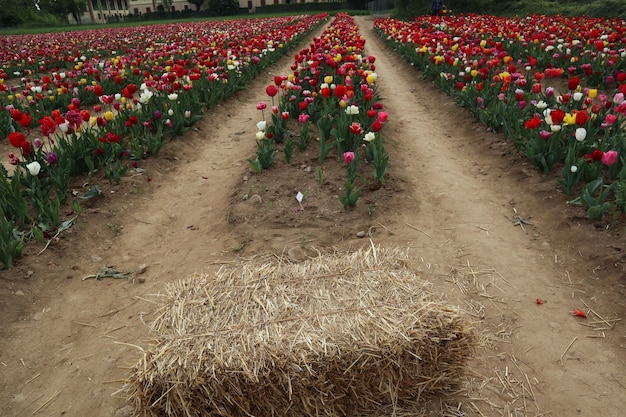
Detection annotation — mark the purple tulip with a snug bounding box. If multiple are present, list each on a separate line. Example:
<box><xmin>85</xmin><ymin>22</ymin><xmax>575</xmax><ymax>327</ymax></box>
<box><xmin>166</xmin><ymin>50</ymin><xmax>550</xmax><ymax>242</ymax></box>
<box><xmin>46</xmin><ymin>152</ymin><xmax>59</xmax><ymax>164</ymax></box>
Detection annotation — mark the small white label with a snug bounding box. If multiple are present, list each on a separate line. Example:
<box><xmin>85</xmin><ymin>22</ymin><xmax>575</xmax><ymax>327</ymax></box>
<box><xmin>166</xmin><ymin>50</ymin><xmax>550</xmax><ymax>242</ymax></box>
<box><xmin>296</xmin><ymin>191</ymin><xmax>304</xmax><ymax>203</ymax></box>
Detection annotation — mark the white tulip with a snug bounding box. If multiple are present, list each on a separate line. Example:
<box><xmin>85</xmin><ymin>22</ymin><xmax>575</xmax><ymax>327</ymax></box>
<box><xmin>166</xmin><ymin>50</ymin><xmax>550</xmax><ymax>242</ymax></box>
<box><xmin>345</xmin><ymin>105</ymin><xmax>359</xmax><ymax>115</ymax></box>
<box><xmin>26</xmin><ymin>161</ymin><xmax>41</xmax><ymax>176</ymax></box>
<box><xmin>363</xmin><ymin>132</ymin><xmax>376</xmax><ymax>142</ymax></box>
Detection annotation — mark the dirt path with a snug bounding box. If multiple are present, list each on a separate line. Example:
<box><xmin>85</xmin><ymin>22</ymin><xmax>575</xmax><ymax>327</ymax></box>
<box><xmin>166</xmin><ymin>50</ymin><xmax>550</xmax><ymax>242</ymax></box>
<box><xmin>1</xmin><ymin>16</ymin><xmax>624</xmax><ymax>417</ymax></box>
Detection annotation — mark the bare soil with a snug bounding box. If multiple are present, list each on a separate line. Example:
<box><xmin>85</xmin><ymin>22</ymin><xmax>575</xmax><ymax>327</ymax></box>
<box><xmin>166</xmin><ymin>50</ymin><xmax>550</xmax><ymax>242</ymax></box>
<box><xmin>1</xmin><ymin>16</ymin><xmax>625</xmax><ymax>417</ymax></box>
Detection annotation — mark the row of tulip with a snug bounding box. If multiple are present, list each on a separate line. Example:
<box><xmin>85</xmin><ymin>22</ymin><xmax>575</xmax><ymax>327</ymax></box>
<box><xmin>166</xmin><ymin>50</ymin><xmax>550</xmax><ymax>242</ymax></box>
<box><xmin>374</xmin><ymin>14</ymin><xmax>626</xmax><ymax>220</ymax></box>
<box><xmin>0</xmin><ymin>14</ymin><xmax>329</xmax><ymax>269</ymax></box>
<box><xmin>251</xmin><ymin>12</ymin><xmax>389</xmax><ymax>209</ymax></box>
<box><xmin>0</xmin><ymin>15</ymin><xmax>329</xmax><ymax>139</ymax></box>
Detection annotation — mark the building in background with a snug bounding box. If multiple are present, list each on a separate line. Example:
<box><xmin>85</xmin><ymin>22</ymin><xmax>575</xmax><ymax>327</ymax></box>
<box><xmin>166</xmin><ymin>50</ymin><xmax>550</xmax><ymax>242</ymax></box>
<box><xmin>77</xmin><ymin>0</ymin><xmax>196</xmax><ymax>24</ymax></box>
<box><xmin>74</xmin><ymin>0</ymin><xmax>329</xmax><ymax>24</ymax></box>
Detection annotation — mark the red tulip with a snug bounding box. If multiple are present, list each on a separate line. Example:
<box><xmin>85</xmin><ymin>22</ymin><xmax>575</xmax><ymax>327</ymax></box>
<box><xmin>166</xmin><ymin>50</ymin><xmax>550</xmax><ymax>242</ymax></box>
<box><xmin>371</xmin><ymin>120</ymin><xmax>382</xmax><ymax>132</ymax></box>
<box><xmin>568</xmin><ymin>77</ymin><xmax>580</xmax><ymax>90</ymax></box>
<box><xmin>575</xmin><ymin>110</ymin><xmax>590</xmax><ymax>126</ymax></box>
<box><xmin>19</xmin><ymin>113</ymin><xmax>32</xmax><ymax>128</ymax></box>
<box><xmin>550</xmin><ymin>109</ymin><xmax>565</xmax><ymax>125</ymax></box>
<box><xmin>335</xmin><ymin>84</ymin><xmax>346</xmax><ymax>98</ymax></box>
<box><xmin>8</xmin><ymin>132</ymin><xmax>26</xmax><ymax>147</ymax></box>
<box><xmin>265</xmin><ymin>85</ymin><xmax>278</xmax><ymax>97</ymax></box>
<box><xmin>9</xmin><ymin>108</ymin><xmax>22</xmax><ymax>122</ymax></box>
<box><xmin>524</xmin><ymin>115</ymin><xmax>541</xmax><ymax>129</ymax></box>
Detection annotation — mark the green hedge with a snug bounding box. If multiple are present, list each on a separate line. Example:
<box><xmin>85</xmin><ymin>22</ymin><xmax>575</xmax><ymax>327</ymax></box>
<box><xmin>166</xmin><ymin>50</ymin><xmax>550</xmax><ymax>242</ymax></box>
<box><xmin>255</xmin><ymin>2</ymin><xmax>348</xmax><ymax>14</ymax></box>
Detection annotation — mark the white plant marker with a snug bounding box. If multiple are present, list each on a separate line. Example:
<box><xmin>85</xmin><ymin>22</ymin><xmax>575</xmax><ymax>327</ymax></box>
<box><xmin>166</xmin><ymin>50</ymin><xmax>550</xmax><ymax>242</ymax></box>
<box><xmin>296</xmin><ymin>191</ymin><xmax>304</xmax><ymax>211</ymax></box>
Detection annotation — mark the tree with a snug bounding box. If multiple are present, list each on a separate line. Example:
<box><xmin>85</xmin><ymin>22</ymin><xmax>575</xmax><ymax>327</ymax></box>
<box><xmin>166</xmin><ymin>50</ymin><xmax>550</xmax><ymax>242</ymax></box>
<box><xmin>38</xmin><ymin>0</ymin><xmax>86</xmax><ymax>23</ymax></box>
<box><xmin>188</xmin><ymin>0</ymin><xmax>205</xmax><ymax>11</ymax></box>
<box><xmin>347</xmin><ymin>0</ymin><xmax>370</xmax><ymax>10</ymax></box>
<box><xmin>0</xmin><ymin>0</ymin><xmax>38</xmax><ymax>27</ymax></box>
<box><xmin>161</xmin><ymin>0</ymin><xmax>173</xmax><ymax>12</ymax></box>
<box><xmin>207</xmin><ymin>0</ymin><xmax>237</xmax><ymax>16</ymax></box>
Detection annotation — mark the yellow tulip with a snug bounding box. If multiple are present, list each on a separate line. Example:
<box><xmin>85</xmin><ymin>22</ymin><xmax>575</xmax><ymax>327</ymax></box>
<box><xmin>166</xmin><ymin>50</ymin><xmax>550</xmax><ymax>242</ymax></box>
<box><xmin>366</xmin><ymin>74</ymin><xmax>375</xmax><ymax>84</ymax></box>
<box><xmin>563</xmin><ymin>113</ymin><xmax>576</xmax><ymax>125</ymax></box>
<box><xmin>104</xmin><ymin>111</ymin><xmax>114</xmax><ymax>121</ymax></box>
<box><xmin>588</xmin><ymin>89</ymin><xmax>598</xmax><ymax>99</ymax></box>
<box><xmin>324</xmin><ymin>75</ymin><xmax>333</xmax><ymax>84</ymax></box>
<box><xmin>7</xmin><ymin>95</ymin><xmax>13</xmax><ymax>100</ymax></box>
<box><xmin>339</xmin><ymin>99</ymin><xmax>347</xmax><ymax>108</ymax></box>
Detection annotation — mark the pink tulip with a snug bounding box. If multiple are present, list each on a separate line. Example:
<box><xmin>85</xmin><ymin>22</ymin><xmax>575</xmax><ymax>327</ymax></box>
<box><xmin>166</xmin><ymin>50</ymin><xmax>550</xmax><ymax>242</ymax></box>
<box><xmin>377</xmin><ymin>111</ymin><xmax>388</xmax><ymax>123</ymax></box>
<box><xmin>539</xmin><ymin>130</ymin><xmax>551</xmax><ymax>140</ymax></box>
<box><xmin>343</xmin><ymin>151</ymin><xmax>355</xmax><ymax>164</ymax></box>
<box><xmin>601</xmin><ymin>150</ymin><xmax>618</xmax><ymax>166</ymax></box>
<box><xmin>605</xmin><ymin>113</ymin><xmax>618</xmax><ymax>125</ymax></box>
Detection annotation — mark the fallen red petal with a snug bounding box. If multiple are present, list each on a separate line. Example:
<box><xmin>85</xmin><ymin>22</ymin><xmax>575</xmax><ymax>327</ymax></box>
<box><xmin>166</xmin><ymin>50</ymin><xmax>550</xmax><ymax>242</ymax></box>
<box><xmin>573</xmin><ymin>309</ymin><xmax>587</xmax><ymax>318</ymax></box>
<box><xmin>536</xmin><ymin>299</ymin><xmax>544</xmax><ymax>304</ymax></box>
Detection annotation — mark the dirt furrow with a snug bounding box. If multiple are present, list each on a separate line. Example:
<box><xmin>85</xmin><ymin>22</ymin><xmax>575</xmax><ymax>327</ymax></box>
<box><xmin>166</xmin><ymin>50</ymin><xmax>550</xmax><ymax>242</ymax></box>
<box><xmin>353</xmin><ymin>15</ymin><xmax>625</xmax><ymax>417</ymax></box>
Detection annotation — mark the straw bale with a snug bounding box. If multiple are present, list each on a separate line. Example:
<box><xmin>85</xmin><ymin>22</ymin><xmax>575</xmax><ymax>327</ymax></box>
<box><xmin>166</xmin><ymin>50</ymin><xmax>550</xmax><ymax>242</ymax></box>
<box><xmin>126</xmin><ymin>246</ymin><xmax>476</xmax><ymax>417</ymax></box>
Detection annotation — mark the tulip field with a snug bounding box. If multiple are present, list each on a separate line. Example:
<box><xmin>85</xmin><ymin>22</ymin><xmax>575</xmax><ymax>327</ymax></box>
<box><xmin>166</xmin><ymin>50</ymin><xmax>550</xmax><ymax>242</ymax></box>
<box><xmin>2</xmin><ymin>12</ymin><xmax>626</xmax><ymax>417</ymax></box>
<box><xmin>0</xmin><ymin>12</ymin><xmax>392</xmax><ymax>269</ymax></box>
<box><xmin>375</xmin><ymin>13</ymin><xmax>626</xmax><ymax>220</ymax></box>
<box><xmin>0</xmin><ymin>14</ymin><xmax>331</xmax><ymax>268</ymax></box>
<box><xmin>1</xmin><ymin>11</ymin><xmax>626</xmax><ymax>269</ymax></box>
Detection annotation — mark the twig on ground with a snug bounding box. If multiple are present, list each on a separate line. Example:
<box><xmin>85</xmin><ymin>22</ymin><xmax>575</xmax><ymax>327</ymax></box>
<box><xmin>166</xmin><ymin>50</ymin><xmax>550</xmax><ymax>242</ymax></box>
<box><xmin>72</xmin><ymin>321</ymin><xmax>98</xmax><ymax>328</ymax></box>
<box><xmin>406</xmin><ymin>222</ymin><xmax>431</xmax><ymax>237</ymax></box>
<box><xmin>559</xmin><ymin>336</ymin><xmax>578</xmax><ymax>363</ymax></box>
<box><xmin>32</xmin><ymin>390</ymin><xmax>60</xmax><ymax>415</ymax></box>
